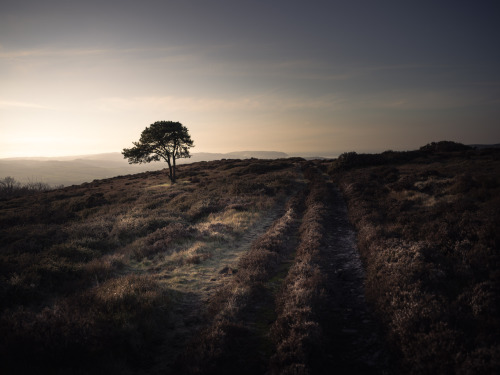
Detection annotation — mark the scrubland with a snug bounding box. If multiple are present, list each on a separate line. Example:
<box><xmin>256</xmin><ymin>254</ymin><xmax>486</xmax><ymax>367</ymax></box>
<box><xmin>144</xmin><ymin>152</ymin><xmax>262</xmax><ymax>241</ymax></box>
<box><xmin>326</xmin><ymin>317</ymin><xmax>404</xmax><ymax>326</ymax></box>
<box><xmin>330</xmin><ymin>142</ymin><xmax>500</xmax><ymax>374</ymax></box>
<box><xmin>1</xmin><ymin>143</ymin><xmax>499</xmax><ymax>374</ymax></box>
<box><xmin>0</xmin><ymin>158</ymin><xmax>306</xmax><ymax>374</ymax></box>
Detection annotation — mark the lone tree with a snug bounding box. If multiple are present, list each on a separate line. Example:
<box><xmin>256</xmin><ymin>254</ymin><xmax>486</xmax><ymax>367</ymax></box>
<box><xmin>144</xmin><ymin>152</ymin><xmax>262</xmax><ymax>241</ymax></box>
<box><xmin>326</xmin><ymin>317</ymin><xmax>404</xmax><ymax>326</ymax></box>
<box><xmin>122</xmin><ymin>121</ymin><xmax>194</xmax><ymax>183</ymax></box>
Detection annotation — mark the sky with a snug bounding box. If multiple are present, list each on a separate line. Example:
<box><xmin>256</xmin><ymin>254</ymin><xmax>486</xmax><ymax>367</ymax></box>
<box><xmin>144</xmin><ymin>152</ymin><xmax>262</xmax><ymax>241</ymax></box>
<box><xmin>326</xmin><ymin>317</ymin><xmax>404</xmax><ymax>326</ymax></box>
<box><xmin>1</xmin><ymin>0</ymin><xmax>499</xmax><ymax>158</ymax></box>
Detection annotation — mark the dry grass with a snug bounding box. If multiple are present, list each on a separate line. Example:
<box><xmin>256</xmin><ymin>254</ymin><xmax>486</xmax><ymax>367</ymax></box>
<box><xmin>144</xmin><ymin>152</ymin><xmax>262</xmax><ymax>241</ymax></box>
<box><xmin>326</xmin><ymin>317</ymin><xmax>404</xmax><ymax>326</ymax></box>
<box><xmin>331</xmin><ymin>144</ymin><xmax>500</xmax><ymax>374</ymax></box>
<box><xmin>270</xmin><ymin>165</ymin><xmax>327</xmax><ymax>374</ymax></box>
<box><xmin>0</xmin><ymin>157</ymin><xmax>303</xmax><ymax>374</ymax></box>
<box><xmin>176</xmin><ymin>187</ymin><xmax>305</xmax><ymax>374</ymax></box>
<box><xmin>4</xmin><ymin>146</ymin><xmax>496</xmax><ymax>374</ymax></box>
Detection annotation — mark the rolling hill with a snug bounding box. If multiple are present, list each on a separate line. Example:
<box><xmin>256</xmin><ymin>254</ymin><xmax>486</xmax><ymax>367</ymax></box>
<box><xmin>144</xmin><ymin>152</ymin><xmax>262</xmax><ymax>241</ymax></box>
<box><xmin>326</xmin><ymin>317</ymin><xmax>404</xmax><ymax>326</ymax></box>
<box><xmin>1</xmin><ymin>143</ymin><xmax>499</xmax><ymax>374</ymax></box>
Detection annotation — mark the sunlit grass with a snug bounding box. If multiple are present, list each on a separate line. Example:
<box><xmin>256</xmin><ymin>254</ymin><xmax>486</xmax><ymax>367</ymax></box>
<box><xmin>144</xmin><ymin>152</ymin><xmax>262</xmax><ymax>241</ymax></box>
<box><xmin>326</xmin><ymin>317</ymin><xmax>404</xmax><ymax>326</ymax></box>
<box><xmin>199</xmin><ymin>209</ymin><xmax>261</xmax><ymax>234</ymax></box>
<box><xmin>146</xmin><ymin>182</ymin><xmax>173</xmax><ymax>189</ymax></box>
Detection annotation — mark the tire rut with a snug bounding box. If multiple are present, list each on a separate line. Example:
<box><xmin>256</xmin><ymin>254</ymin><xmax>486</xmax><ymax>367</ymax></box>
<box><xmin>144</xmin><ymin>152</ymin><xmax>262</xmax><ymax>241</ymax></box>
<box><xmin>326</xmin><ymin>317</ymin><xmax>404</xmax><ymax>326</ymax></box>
<box><xmin>160</xmin><ymin>166</ymin><xmax>395</xmax><ymax>374</ymax></box>
<box><xmin>315</xmin><ymin>178</ymin><xmax>395</xmax><ymax>374</ymax></box>
<box><xmin>270</xmin><ymin>165</ymin><xmax>394</xmax><ymax>374</ymax></box>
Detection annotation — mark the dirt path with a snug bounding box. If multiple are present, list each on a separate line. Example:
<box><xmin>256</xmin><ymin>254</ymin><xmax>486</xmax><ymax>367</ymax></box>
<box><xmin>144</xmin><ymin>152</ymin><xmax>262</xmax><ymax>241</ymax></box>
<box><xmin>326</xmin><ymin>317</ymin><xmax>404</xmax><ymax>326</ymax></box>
<box><xmin>315</xmin><ymin>179</ymin><xmax>394</xmax><ymax>374</ymax></box>
<box><xmin>151</xmin><ymin>168</ymin><xmax>394</xmax><ymax>374</ymax></box>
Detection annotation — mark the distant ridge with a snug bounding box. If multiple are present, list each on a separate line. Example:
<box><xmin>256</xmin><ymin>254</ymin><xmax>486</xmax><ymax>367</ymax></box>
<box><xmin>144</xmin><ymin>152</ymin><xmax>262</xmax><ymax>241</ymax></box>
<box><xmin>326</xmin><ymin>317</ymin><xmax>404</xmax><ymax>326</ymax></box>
<box><xmin>1</xmin><ymin>151</ymin><xmax>288</xmax><ymax>162</ymax></box>
<box><xmin>0</xmin><ymin>151</ymin><xmax>289</xmax><ymax>186</ymax></box>
<box><xmin>468</xmin><ymin>144</ymin><xmax>500</xmax><ymax>149</ymax></box>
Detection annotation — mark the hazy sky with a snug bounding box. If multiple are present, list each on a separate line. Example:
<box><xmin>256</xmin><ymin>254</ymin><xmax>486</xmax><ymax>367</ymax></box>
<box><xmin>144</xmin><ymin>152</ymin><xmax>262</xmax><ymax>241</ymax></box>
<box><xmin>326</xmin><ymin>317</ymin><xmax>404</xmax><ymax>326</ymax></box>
<box><xmin>1</xmin><ymin>0</ymin><xmax>499</xmax><ymax>157</ymax></box>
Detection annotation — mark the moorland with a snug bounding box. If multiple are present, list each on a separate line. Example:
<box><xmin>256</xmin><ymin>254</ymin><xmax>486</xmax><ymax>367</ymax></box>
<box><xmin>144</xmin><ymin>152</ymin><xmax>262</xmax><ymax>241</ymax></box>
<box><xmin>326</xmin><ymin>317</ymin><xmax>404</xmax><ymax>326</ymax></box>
<box><xmin>0</xmin><ymin>142</ymin><xmax>499</xmax><ymax>374</ymax></box>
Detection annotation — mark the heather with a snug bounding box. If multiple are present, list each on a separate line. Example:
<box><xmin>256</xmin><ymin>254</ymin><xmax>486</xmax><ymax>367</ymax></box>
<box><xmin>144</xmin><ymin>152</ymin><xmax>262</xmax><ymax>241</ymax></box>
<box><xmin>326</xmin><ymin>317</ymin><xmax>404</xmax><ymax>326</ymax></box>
<box><xmin>330</xmin><ymin>143</ymin><xmax>500</xmax><ymax>374</ymax></box>
<box><xmin>0</xmin><ymin>158</ymin><xmax>302</xmax><ymax>374</ymax></box>
<box><xmin>1</xmin><ymin>144</ymin><xmax>499</xmax><ymax>374</ymax></box>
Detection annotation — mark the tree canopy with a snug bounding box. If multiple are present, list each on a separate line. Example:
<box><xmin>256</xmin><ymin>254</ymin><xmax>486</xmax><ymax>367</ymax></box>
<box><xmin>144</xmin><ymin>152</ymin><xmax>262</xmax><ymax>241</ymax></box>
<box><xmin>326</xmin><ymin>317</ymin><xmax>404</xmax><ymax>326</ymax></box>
<box><xmin>122</xmin><ymin>121</ymin><xmax>194</xmax><ymax>183</ymax></box>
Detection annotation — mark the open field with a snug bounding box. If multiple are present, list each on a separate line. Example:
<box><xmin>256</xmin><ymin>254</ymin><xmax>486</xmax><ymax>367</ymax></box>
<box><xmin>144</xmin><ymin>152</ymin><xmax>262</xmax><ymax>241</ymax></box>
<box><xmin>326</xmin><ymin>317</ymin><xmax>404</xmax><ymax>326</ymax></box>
<box><xmin>1</xmin><ymin>143</ymin><xmax>499</xmax><ymax>374</ymax></box>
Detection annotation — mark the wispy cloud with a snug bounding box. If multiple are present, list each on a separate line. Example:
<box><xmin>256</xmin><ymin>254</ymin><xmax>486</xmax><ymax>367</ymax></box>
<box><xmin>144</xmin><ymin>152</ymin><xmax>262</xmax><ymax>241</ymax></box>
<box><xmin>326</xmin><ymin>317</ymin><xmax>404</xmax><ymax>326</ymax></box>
<box><xmin>0</xmin><ymin>45</ymin><xmax>193</xmax><ymax>59</ymax></box>
<box><xmin>0</xmin><ymin>99</ymin><xmax>50</xmax><ymax>109</ymax></box>
<box><xmin>0</xmin><ymin>45</ymin><xmax>439</xmax><ymax>84</ymax></box>
<box><xmin>355</xmin><ymin>89</ymin><xmax>487</xmax><ymax>110</ymax></box>
<box><xmin>0</xmin><ymin>48</ymin><xmax>107</xmax><ymax>59</ymax></box>
<box><xmin>97</xmin><ymin>94</ymin><xmax>343</xmax><ymax>113</ymax></box>
<box><xmin>96</xmin><ymin>87</ymin><xmax>481</xmax><ymax>114</ymax></box>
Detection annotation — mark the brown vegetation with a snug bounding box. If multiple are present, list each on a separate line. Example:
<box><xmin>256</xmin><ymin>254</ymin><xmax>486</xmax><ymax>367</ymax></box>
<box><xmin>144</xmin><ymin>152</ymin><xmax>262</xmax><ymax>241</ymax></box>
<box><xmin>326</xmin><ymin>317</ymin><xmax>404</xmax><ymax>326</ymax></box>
<box><xmin>269</xmin><ymin>164</ymin><xmax>327</xmax><ymax>374</ymax></box>
<box><xmin>330</xmin><ymin>143</ymin><xmax>500</xmax><ymax>374</ymax></box>
<box><xmin>175</xmin><ymin>162</ymin><xmax>390</xmax><ymax>374</ymax></box>
<box><xmin>0</xmin><ymin>157</ymin><xmax>302</xmax><ymax>374</ymax></box>
<box><xmin>1</xmin><ymin>143</ymin><xmax>499</xmax><ymax>374</ymax></box>
<box><xmin>176</xmin><ymin>189</ymin><xmax>304</xmax><ymax>374</ymax></box>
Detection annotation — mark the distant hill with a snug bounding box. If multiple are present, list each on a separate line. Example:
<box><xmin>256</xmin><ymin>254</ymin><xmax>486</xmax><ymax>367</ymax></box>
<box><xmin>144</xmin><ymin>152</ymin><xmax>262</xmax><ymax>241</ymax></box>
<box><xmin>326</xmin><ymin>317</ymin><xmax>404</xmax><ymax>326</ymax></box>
<box><xmin>0</xmin><ymin>151</ymin><xmax>289</xmax><ymax>186</ymax></box>
<box><xmin>468</xmin><ymin>143</ymin><xmax>500</xmax><ymax>149</ymax></box>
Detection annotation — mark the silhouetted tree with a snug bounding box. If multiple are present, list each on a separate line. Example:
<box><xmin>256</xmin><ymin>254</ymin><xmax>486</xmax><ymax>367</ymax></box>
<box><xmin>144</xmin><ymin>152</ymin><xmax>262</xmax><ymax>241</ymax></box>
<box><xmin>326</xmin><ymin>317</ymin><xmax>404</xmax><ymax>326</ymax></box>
<box><xmin>0</xmin><ymin>176</ymin><xmax>21</xmax><ymax>193</ymax></box>
<box><xmin>122</xmin><ymin>121</ymin><xmax>194</xmax><ymax>183</ymax></box>
<box><xmin>0</xmin><ymin>176</ymin><xmax>55</xmax><ymax>198</ymax></box>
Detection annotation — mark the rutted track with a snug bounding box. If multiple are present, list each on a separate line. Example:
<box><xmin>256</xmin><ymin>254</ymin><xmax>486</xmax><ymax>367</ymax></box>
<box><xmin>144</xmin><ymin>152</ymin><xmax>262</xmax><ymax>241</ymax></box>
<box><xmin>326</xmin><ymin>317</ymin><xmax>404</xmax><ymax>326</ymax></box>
<box><xmin>314</xmin><ymin>171</ymin><xmax>394</xmax><ymax>374</ymax></box>
<box><xmin>174</xmin><ymin>190</ymin><xmax>305</xmax><ymax>374</ymax></box>
<box><xmin>172</xmin><ymin>162</ymin><xmax>394</xmax><ymax>374</ymax></box>
<box><xmin>271</xmin><ymin>164</ymin><xmax>393</xmax><ymax>374</ymax></box>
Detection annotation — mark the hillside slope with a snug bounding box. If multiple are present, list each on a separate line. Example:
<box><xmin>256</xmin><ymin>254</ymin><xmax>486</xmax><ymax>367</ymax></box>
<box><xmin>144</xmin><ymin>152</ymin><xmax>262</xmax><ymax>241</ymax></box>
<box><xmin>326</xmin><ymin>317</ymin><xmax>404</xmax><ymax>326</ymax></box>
<box><xmin>0</xmin><ymin>157</ymin><xmax>304</xmax><ymax>373</ymax></box>
<box><xmin>1</xmin><ymin>146</ymin><xmax>499</xmax><ymax>374</ymax></box>
<box><xmin>1</xmin><ymin>157</ymin><xmax>394</xmax><ymax>374</ymax></box>
<box><xmin>0</xmin><ymin>151</ymin><xmax>289</xmax><ymax>186</ymax></box>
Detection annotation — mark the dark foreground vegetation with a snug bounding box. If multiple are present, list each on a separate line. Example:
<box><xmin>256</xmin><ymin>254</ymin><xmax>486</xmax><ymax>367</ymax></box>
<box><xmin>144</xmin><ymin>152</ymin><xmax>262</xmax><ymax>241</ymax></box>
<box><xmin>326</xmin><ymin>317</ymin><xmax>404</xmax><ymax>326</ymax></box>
<box><xmin>1</xmin><ymin>142</ymin><xmax>499</xmax><ymax>374</ymax></box>
<box><xmin>330</xmin><ymin>142</ymin><xmax>500</xmax><ymax>374</ymax></box>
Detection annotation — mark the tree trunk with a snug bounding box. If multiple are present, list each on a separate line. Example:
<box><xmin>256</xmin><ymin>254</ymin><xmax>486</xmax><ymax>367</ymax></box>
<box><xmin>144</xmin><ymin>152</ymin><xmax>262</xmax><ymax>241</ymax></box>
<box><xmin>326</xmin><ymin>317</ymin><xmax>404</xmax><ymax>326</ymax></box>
<box><xmin>166</xmin><ymin>158</ymin><xmax>174</xmax><ymax>183</ymax></box>
<box><xmin>172</xmin><ymin>155</ymin><xmax>177</xmax><ymax>183</ymax></box>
